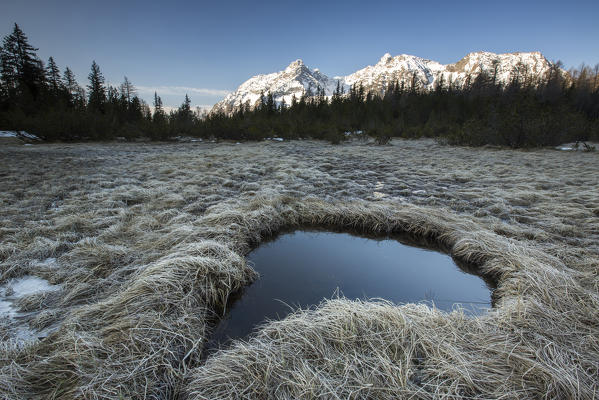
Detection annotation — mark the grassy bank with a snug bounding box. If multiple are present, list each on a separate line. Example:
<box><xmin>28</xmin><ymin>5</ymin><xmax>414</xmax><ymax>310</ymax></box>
<box><xmin>0</xmin><ymin>139</ymin><xmax>597</xmax><ymax>399</ymax></box>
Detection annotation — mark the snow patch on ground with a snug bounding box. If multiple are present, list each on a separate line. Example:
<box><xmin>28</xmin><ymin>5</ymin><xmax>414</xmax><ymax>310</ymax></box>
<box><xmin>8</xmin><ymin>276</ymin><xmax>58</xmax><ymax>297</ymax></box>
<box><xmin>0</xmin><ymin>130</ymin><xmax>40</xmax><ymax>140</ymax></box>
<box><xmin>1</xmin><ymin>275</ymin><xmax>61</xmax><ymax>341</ymax></box>
<box><xmin>555</xmin><ymin>142</ymin><xmax>598</xmax><ymax>151</ymax></box>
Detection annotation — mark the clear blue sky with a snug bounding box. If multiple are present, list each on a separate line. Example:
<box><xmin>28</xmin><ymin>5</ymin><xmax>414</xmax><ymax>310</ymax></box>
<box><xmin>2</xmin><ymin>0</ymin><xmax>598</xmax><ymax>108</ymax></box>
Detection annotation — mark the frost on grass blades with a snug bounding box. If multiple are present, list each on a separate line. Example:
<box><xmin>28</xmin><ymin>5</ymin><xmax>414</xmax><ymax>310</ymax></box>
<box><xmin>0</xmin><ymin>271</ymin><xmax>61</xmax><ymax>341</ymax></box>
<box><xmin>0</xmin><ymin>140</ymin><xmax>597</xmax><ymax>399</ymax></box>
<box><xmin>206</xmin><ymin>230</ymin><xmax>494</xmax><ymax>353</ymax></box>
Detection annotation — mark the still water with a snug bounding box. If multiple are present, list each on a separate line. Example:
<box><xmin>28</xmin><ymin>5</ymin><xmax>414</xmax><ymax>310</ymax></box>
<box><xmin>207</xmin><ymin>231</ymin><xmax>493</xmax><ymax>351</ymax></box>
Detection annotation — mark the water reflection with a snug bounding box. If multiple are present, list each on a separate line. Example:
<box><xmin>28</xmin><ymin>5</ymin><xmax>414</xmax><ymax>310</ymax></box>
<box><xmin>207</xmin><ymin>230</ymin><xmax>493</xmax><ymax>352</ymax></box>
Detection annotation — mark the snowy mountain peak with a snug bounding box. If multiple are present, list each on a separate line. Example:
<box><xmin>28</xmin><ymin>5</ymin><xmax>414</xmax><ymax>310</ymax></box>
<box><xmin>285</xmin><ymin>59</ymin><xmax>306</xmax><ymax>73</ymax></box>
<box><xmin>444</xmin><ymin>51</ymin><xmax>553</xmax><ymax>83</ymax></box>
<box><xmin>211</xmin><ymin>59</ymin><xmax>340</xmax><ymax>115</ymax></box>
<box><xmin>211</xmin><ymin>51</ymin><xmax>558</xmax><ymax>115</ymax></box>
<box><xmin>379</xmin><ymin>53</ymin><xmax>393</xmax><ymax>64</ymax></box>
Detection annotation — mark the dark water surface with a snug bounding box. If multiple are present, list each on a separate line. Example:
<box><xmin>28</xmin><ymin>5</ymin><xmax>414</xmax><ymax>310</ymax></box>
<box><xmin>207</xmin><ymin>231</ymin><xmax>492</xmax><ymax>352</ymax></box>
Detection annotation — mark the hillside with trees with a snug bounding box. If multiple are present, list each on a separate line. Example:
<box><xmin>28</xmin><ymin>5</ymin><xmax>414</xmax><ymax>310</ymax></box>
<box><xmin>1</xmin><ymin>23</ymin><xmax>598</xmax><ymax>147</ymax></box>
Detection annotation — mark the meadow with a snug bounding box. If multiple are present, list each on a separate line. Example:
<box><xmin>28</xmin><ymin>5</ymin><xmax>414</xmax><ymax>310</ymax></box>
<box><xmin>0</xmin><ymin>139</ymin><xmax>597</xmax><ymax>399</ymax></box>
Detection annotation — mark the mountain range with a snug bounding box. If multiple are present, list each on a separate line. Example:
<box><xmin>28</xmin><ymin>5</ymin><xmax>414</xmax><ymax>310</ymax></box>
<box><xmin>211</xmin><ymin>51</ymin><xmax>556</xmax><ymax>115</ymax></box>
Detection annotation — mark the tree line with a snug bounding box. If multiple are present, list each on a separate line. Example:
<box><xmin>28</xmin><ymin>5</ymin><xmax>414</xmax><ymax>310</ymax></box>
<box><xmin>1</xmin><ymin>23</ymin><xmax>598</xmax><ymax>147</ymax></box>
<box><xmin>0</xmin><ymin>23</ymin><xmax>199</xmax><ymax>141</ymax></box>
<box><xmin>206</xmin><ymin>62</ymin><xmax>599</xmax><ymax>147</ymax></box>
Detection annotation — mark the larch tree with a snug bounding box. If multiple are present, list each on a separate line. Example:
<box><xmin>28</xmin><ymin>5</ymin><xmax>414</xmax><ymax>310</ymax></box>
<box><xmin>120</xmin><ymin>76</ymin><xmax>136</xmax><ymax>104</ymax></box>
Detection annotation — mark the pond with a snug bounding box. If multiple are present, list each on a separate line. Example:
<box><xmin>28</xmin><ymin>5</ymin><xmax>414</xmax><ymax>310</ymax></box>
<box><xmin>206</xmin><ymin>230</ymin><xmax>493</xmax><ymax>352</ymax></box>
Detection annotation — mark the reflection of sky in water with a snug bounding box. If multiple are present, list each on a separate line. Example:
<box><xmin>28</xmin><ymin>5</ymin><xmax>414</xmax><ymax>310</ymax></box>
<box><xmin>208</xmin><ymin>231</ymin><xmax>492</xmax><ymax>351</ymax></box>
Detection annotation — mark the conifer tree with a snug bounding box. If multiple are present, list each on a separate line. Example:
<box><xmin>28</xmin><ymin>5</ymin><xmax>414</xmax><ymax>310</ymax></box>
<box><xmin>332</xmin><ymin>81</ymin><xmax>343</xmax><ymax>104</ymax></box>
<box><xmin>120</xmin><ymin>76</ymin><xmax>136</xmax><ymax>104</ymax></box>
<box><xmin>107</xmin><ymin>85</ymin><xmax>119</xmax><ymax>106</ymax></box>
<box><xmin>153</xmin><ymin>91</ymin><xmax>163</xmax><ymax>115</ymax></box>
<box><xmin>87</xmin><ymin>60</ymin><xmax>106</xmax><ymax>112</ymax></box>
<box><xmin>45</xmin><ymin>56</ymin><xmax>62</xmax><ymax>95</ymax></box>
<box><xmin>63</xmin><ymin>66</ymin><xmax>85</xmax><ymax>107</ymax></box>
<box><xmin>129</xmin><ymin>96</ymin><xmax>143</xmax><ymax>120</ymax></box>
<box><xmin>151</xmin><ymin>91</ymin><xmax>167</xmax><ymax>139</ymax></box>
<box><xmin>258</xmin><ymin>90</ymin><xmax>266</xmax><ymax>111</ymax></box>
<box><xmin>0</xmin><ymin>23</ymin><xmax>45</xmax><ymax>101</ymax></box>
<box><xmin>265</xmin><ymin>92</ymin><xmax>275</xmax><ymax>114</ymax></box>
<box><xmin>176</xmin><ymin>93</ymin><xmax>193</xmax><ymax>127</ymax></box>
<box><xmin>179</xmin><ymin>94</ymin><xmax>191</xmax><ymax>116</ymax></box>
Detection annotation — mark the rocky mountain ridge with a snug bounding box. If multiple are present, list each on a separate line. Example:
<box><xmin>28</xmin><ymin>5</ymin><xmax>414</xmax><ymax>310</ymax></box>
<box><xmin>212</xmin><ymin>51</ymin><xmax>556</xmax><ymax>115</ymax></box>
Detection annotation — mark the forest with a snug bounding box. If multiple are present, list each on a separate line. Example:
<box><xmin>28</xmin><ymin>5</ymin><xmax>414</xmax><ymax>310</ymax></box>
<box><xmin>1</xmin><ymin>23</ymin><xmax>598</xmax><ymax>147</ymax></box>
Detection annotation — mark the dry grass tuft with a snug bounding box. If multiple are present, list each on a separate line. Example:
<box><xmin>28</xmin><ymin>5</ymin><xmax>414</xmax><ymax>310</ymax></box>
<box><xmin>0</xmin><ymin>140</ymin><xmax>597</xmax><ymax>399</ymax></box>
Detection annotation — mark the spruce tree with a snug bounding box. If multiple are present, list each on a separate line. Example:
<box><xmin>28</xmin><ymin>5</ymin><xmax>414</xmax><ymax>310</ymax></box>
<box><xmin>153</xmin><ymin>91</ymin><xmax>165</xmax><ymax>120</ymax></box>
<box><xmin>332</xmin><ymin>81</ymin><xmax>343</xmax><ymax>104</ymax></box>
<box><xmin>265</xmin><ymin>92</ymin><xmax>275</xmax><ymax>114</ymax></box>
<box><xmin>258</xmin><ymin>91</ymin><xmax>266</xmax><ymax>111</ymax></box>
<box><xmin>175</xmin><ymin>93</ymin><xmax>193</xmax><ymax>134</ymax></box>
<box><xmin>153</xmin><ymin>91</ymin><xmax>162</xmax><ymax>112</ymax></box>
<box><xmin>87</xmin><ymin>60</ymin><xmax>106</xmax><ymax>112</ymax></box>
<box><xmin>45</xmin><ymin>56</ymin><xmax>62</xmax><ymax>94</ymax></box>
<box><xmin>179</xmin><ymin>94</ymin><xmax>191</xmax><ymax>118</ymax></box>
<box><xmin>177</xmin><ymin>93</ymin><xmax>193</xmax><ymax>123</ymax></box>
<box><xmin>151</xmin><ymin>91</ymin><xmax>167</xmax><ymax>139</ymax></box>
<box><xmin>0</xmin><ymin>23</ymin><xmax>45</xmax><ymax>101</ymax></box>
<box><xmin>129</xmin><ymin>96</ymin><xmax>143</xmax><ymax>121</ymax></box>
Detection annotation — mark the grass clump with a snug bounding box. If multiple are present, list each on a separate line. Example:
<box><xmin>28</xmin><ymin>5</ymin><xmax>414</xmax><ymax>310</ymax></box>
<box><xmin>0</xmin><ymin>140</ymin><xmax>597</xmax><ymax>399</ymax></box>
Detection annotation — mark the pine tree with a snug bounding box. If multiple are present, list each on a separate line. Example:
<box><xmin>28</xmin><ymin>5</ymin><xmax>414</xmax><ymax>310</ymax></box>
<box><xmin>87</xmin><ymin>60</ymin><xmax>106</xmax><ymax>112</ymax></box>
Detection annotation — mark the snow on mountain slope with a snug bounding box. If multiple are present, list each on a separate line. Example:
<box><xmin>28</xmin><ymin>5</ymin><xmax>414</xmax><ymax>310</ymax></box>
<box><xmin>441</xmin><ymin>51</ymin><xmax>554</xmax><ymax>88</ymax></box>
<box><xmin>211</xmin><ymin>51</ymin><xmax>556</xmax><ymax>115</ymax></box>
<box><xmin>211</xmin><ymin>60</ymin><xmax>340</xmax><ymax>115</ymax></box>
<box><xmin>343</xmin><ymin>53</ymin><xmax>445</xmax><ymax>92</ymax></box>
